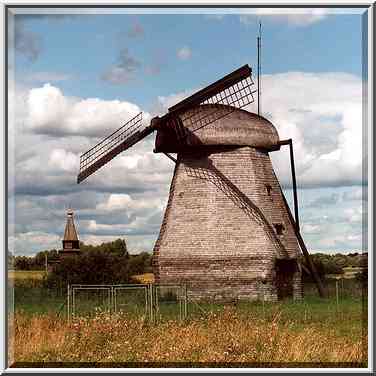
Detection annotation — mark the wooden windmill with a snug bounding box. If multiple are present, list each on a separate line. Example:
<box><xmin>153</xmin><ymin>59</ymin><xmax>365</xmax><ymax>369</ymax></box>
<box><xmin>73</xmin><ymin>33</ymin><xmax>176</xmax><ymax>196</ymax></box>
<box><xmin>77</xmin><ymin>65</ymin><xmax>325</xmax><ymax>301</ymax></box>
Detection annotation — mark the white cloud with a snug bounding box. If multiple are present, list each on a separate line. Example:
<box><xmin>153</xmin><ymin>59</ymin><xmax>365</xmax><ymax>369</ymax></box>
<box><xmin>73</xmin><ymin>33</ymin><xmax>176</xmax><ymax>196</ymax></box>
<box><xmin>240</xmin><ymin>8</ymin><xmax>329</xmax><ymax>27</ymax></box>
<box><xmin>26</xmin><ymin>83</ymin><xmax>147</xmax><ymax>137</ymax></box>
<box><xmin>48</xmin><ymin>149</ymin><xmax>79</xmax><ymax>172</ymax></box>
<box><xmin>177</xmin><ymin>46</ymin><xmax>192</xmax><ymax>61</ymax></box>
<box><xmin>10</xmin><ymin>70</ymin><xmax>365</xmax><ymax>254</ymax></box>
<box><xmin>249</xmin><ymin>71</ymin><xmax>364</xmax><ymax>188</ymax></box>
<box><xmin>301</xmin><ymin>223</ymin><xmax>321</xmax><ymax>235</ymax></box>
<box><xmin>96</xmin><ymin>193</ymin><xmax>164</xmax><ymax>213</ymax></box>
<box><xmin>9</xmin><ymin>231</ymin><xmax>60</xmax><ymax>256</ymax></box>
<box><xmin>343</xmin><ymin>188</ymin><xmax>367</xmax><ymax>201</ymax></box>
<box><xmin>343</xmin><ymin>207</ymin><xmax>363</xmax><ymax>224</ymax></box>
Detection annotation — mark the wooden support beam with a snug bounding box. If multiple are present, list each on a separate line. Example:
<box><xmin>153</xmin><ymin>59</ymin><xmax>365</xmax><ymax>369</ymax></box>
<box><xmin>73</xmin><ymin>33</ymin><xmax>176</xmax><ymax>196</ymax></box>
<box><xmin>279</xmin><ymin>139</ymin><xmax>299</xmax><ymax>231</ymax></box>
<box><xmin>279</xmin><ymin>139</ymin><xmax>326</xmax><ymax>296</ymax></box>
<box><xmin>281</xmin><ymin>193</ymin><xmax>327</xmax><ymax>298</ymax></box>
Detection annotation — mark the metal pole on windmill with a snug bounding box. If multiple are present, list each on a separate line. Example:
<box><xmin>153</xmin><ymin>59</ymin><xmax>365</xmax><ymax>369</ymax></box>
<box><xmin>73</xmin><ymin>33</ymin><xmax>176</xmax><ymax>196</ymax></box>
<box><xmin>257</xmin><ymin>21</ymin><xmax>261</xmax><ymax>116</ymax></box>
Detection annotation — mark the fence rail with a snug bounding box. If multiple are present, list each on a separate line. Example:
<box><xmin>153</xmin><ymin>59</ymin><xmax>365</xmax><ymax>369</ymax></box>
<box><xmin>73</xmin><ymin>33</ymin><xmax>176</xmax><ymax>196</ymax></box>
<box><xmin>67</xmin><ymin>283</ymin><xmax>188</xmax><ymax>323</ymax></box>
<box><xmin>66</xmin><ymin>280</ymin><xmax>365</xmax><ymax>323</ymax></box>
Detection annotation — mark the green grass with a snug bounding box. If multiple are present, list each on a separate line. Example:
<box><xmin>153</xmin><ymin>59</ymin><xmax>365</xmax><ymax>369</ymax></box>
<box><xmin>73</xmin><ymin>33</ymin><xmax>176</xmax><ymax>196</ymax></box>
<box><xmin>10</xmin><ymin>273</ymin><xmax>366</xmax><ymax>323</ymax></box>
<box><xmin>11</xmin><ymin>299</ymin><xmax>366</xmax><ymax>366</ymax></box>
<box><xmin>10</xmin><ymin>280</ymin><xmax>367</xmax><ymax>366</ymax></box>
<box><xmin>12</xmin><ymin>287</ymin><xmax>66</xmax><ymax>316</ymax></box>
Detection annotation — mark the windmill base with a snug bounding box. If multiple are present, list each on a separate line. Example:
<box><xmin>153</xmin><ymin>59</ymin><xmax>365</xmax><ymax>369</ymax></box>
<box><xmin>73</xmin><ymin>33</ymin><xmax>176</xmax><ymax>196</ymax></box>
<box><xmin>153</xmin><ymin>146</ymin><xmax>303</xmax><ymax>302</ymax></box>
<box><xmin>155</xmin><ymin>259</ymin><xmax>302</xmax><ymax>302</ymax></box>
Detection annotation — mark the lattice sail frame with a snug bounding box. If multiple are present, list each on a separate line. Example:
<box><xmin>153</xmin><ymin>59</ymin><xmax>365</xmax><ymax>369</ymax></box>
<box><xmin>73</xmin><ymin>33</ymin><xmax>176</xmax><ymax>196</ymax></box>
<box><xmin>77</xmin><ymin>65</ymin><xmax>257</xmax><ymax>183</ymax></box>
<box><xmin>178</xmin><ymin>74</ymin><xmax>256</xmax><ymax>134</ymax></box>
<box><xmin>78</xmin><ymin>112</ymin><xmax>144</xmax><ymax>183</ymax></box>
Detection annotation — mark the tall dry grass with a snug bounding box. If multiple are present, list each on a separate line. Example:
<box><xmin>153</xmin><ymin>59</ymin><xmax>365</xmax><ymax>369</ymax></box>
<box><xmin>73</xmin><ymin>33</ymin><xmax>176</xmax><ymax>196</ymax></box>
<box><xmin>10</xmin><ymin>307</ymin><xmax>366</xmax><ymax>367</ymax></box>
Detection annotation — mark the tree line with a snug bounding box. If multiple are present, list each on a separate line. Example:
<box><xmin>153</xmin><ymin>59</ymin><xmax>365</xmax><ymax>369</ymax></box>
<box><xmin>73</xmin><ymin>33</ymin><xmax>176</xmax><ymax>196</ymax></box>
<box><xmin>299</xmin><ymin>252</ymin><xmax>367</xmax><ymax>284</ymax></box>
<box><xmin>9</xmin><ymin>239</ymin><xmax>153</xmax><ymax>287</ymax></box>
<box><xmin>9</xmin><ymin>241</ymin><xmax>367</xmax><ymax>286</ymax></box>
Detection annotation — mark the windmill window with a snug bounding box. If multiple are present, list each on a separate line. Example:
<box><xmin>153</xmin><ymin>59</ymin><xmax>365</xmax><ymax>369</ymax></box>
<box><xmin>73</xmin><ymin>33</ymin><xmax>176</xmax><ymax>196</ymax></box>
<box><xmin>274</xmin><ymin>223</ymin><xmax>285</xmax><ymax>236</ymax></box>
<box><xmin>266</xmin><ymin>184</ymin><xmax>272</xmax><ymax>196</ymax></box>
<box><xmin>65</xmin><ymin>242</ymin><xmax>72</xmax><ymax>249</ymax></box>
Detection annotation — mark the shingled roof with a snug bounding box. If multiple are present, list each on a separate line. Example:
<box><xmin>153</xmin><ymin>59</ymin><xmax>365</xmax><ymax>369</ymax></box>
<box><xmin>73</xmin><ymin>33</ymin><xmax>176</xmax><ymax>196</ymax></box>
<box><xmin>63</xmin><ymin>209</ymin><xmax>79</xmax><ymax>242</ymax></box>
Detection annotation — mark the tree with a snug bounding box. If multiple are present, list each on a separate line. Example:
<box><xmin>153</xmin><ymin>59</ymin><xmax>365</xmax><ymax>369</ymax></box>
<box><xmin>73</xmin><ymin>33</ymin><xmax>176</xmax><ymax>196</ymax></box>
<box><xmin>44</xmin><ymin>239</ymin><xmax>150</xmax><ymax>290</ymax></box>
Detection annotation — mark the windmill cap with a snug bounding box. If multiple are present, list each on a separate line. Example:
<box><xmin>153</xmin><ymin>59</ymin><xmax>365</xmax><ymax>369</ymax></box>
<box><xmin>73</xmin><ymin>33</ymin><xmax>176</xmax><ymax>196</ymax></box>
<box><xmin>155</xmin><ymin>104</ymin><xmax>280</xmax><ymax>152</ymax></box>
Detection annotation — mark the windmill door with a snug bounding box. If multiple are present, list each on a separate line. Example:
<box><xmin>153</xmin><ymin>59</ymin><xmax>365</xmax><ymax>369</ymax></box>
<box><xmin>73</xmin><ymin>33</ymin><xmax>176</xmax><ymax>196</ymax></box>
<box><xmin>275</xmin><ymin>259</ymin><xmax>297</xmax><ymax>299</ymax></box>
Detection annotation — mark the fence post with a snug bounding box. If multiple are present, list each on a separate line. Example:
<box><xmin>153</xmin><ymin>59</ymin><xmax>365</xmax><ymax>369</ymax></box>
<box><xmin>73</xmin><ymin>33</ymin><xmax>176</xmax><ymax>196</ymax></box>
<box><xmin>184</xmin><ymin>284</ymin><xmax>188</xmax><ymax>319</ymax></box>
<box><xmin>341</xmin><ymin>278</ymin><xmax>344</xmax><ymax>296</ymax></box>
<box><xmin>114</xmin><ymin>287</ymin><xmax>117</xmax><ymax>314</ymax></box>
<box><xmin>72</xmin><ymin>286</ymin><xmax>75</xmax><ymax>319</ymax></box>
<box><xmin>67</xmin><ymin>284</ymin><xmax>70</xmax><ymax>322</ymax></box>
<box><xmin>179</xmin><ymin>286</ymin><xmax>182</xmax><ymax>321</ymax></box>
<box><xmin>335</xmin><ymin>279</ymin><xmax>339</xmax><ymax>311</ymax></box>
<box><xmin>144</xmin><ymin>285</ymin><xmax>148</xmax><ymax>319</ymax></box>
<box><xmin>262</xmin><ymin>282</ymin><xmax>265</xmax><ymax>319</ymax></box>
<box><xmin>111</xmin><ymin>286</ymin><xmax>114</xmax><ymax>314</ymax></box>
<box><xmin>149</xmin><ymin>284</ymin><xmax>153</xmax><ymax>324</ymax></box>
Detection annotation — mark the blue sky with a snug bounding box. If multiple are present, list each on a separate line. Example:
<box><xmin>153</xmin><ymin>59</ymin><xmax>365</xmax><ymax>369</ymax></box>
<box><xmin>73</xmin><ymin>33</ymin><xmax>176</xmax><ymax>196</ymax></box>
<box><xmin>15</xmin><ymin>12</ymin><xmax>362</xmax><ymax>106</ymax></box>
<box><xmin>8</xmin><ymin>7</ymin><xmax>367</xmax><ymax>255</ymax></box>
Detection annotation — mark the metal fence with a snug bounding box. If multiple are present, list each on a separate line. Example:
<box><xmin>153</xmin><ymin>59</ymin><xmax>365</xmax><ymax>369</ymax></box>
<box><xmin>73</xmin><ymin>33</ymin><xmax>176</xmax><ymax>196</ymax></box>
<box><xmin>67</xmin><ymin>284</ymin><xmax>187</xmax><ymax>322</ymax></box>
<box><xmin>67</xmin><ymin>280</ymin><xmax>364</xmax><ymax>323</ymax></box>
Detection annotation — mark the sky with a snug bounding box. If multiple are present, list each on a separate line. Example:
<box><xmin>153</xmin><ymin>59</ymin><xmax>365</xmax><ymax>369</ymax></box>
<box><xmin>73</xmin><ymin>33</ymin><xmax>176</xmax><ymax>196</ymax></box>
<box><xmin>7</xmin><ymin>7</ymin><xmax>368</xmax><ymax>256</ymax></box>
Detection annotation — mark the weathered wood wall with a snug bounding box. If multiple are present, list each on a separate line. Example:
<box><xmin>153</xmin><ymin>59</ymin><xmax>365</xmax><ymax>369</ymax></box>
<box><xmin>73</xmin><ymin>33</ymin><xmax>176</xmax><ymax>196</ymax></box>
<box><xmin>153</xmin><ymin>146</ymin><xmax>302</xmax><ymax>301</ymax></box>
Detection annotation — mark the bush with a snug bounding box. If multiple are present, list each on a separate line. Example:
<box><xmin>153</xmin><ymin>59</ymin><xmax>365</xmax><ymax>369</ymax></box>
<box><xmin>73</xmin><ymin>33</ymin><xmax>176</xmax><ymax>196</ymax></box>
<box><xmin>44</xmin><ymin>239</ymin><xmax>152</xmax><ymax>291</ymax></box>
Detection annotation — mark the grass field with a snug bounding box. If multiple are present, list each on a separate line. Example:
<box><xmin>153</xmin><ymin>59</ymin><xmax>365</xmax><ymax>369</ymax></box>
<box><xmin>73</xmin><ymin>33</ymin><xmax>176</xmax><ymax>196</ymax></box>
<box><xmin>9</xmin><ymin>296</ymin><xmax>366</xmax><ymax>367</ymax></box>
<box><xmin>8</xmin><ymin>270</ymin><xmax>367</xmax><ymax>367</ymax></box>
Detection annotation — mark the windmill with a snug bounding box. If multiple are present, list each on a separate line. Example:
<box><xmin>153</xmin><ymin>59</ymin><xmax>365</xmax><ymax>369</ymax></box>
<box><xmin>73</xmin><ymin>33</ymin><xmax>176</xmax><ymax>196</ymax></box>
<box><xmin>77</xmin><ymin>64</ymin><xmax>326</xmax><ymax>301</ymax></box>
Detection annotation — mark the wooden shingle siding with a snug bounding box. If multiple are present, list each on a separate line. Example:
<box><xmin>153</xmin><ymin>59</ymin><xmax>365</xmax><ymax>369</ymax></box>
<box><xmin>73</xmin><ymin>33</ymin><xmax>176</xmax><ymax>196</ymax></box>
<box><xmin>153</xmin><ymin>107</ymin><xmax>302</xmax><ymax>301</ymax></box>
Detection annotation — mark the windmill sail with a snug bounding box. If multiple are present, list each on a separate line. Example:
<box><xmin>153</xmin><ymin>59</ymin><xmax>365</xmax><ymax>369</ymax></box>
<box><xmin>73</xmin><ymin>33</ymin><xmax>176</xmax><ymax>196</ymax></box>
<box><xmin>168</xmin><ymin>64</ymin><xmax>257</xmax><ymax>135</ymax></box>
<box><xmin>77</xmin><ymin>65</ymin><xmax>257</xmax><ymax>183</ymax></box>
<box><xmin>77</xmin><ymin>112</ymin><xmax>153</xmax><ymax>183</ymax></box>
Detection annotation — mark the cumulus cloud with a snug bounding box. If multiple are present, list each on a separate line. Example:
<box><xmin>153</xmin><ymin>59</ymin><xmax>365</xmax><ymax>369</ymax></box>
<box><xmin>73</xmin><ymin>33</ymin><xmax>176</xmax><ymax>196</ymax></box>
<box><xmin>48</xmin><ymin>149</ymin><xmax>79</xmax><ymax>172</ymax></box>
<box><xmin>155</xmin><ymin>71</ymin><xmax>363</xmax><ymax>189</ymax></box>
<box><xmin>10</xmin><ymin>70</ymin><xmax>365</xmax><ymax>254</ymax></box>
<box><xmin>301</xmin><ymin>223</ymin><xmax>321</xmax><ymax>235</ymax></box>
<box><xmin>96</xmin><ymin>193</ymin><xmax>164</xmax><ymax>213</ymax></box>
<box><xmin>26</xmin><ymin>83</ymin><xmax>145</xmax><ymax>137</ymax></box>
<box><xmin>10</xmin><ymin>82</ymin><xmax>174</xmax><ymax>253</ymax></box>
<box><xmin>247</xmin><ymin>72</ymin><xmax>364</xmax><ymax>189</ymax></box>
<box><xmin>240</xmin><ymin>8</ymin><xmax>329</xmax><ymax>27</ymax></box>
<box><xmin>343</xmin><ymin>188</ymin><xmax>367</xmax><ymax>202</ymax></box>
<box><xmin>9</xmin><ymin>231</ymin><xmax>60</xmax><ymax>256</ymax></box>
<box><xmin>177</xmin><ymin>46</ymin><xmax>192</xmax><ymax>61</ymax></box>
<box><xmin>307</xmin><ymin>193</ymin><xmax>341</xmax><ymax>208</ymax></box>
<box><xmin>101</xmin><ymin>48</ymin><xmax>142</xmax><ymax>85</ymax></box>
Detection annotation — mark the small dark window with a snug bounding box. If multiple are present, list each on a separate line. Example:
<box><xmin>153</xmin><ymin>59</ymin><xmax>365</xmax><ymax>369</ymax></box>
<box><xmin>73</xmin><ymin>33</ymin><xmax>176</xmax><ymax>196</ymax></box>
<box><xmin>274</xmin><ymin>223</ymin><xmax>285</xmax><ymax>235</ymax></box>
<box><xmin>266</xmin><ymin>184</ymin><xmax>272</xmax><ymax>196</ymax></box>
